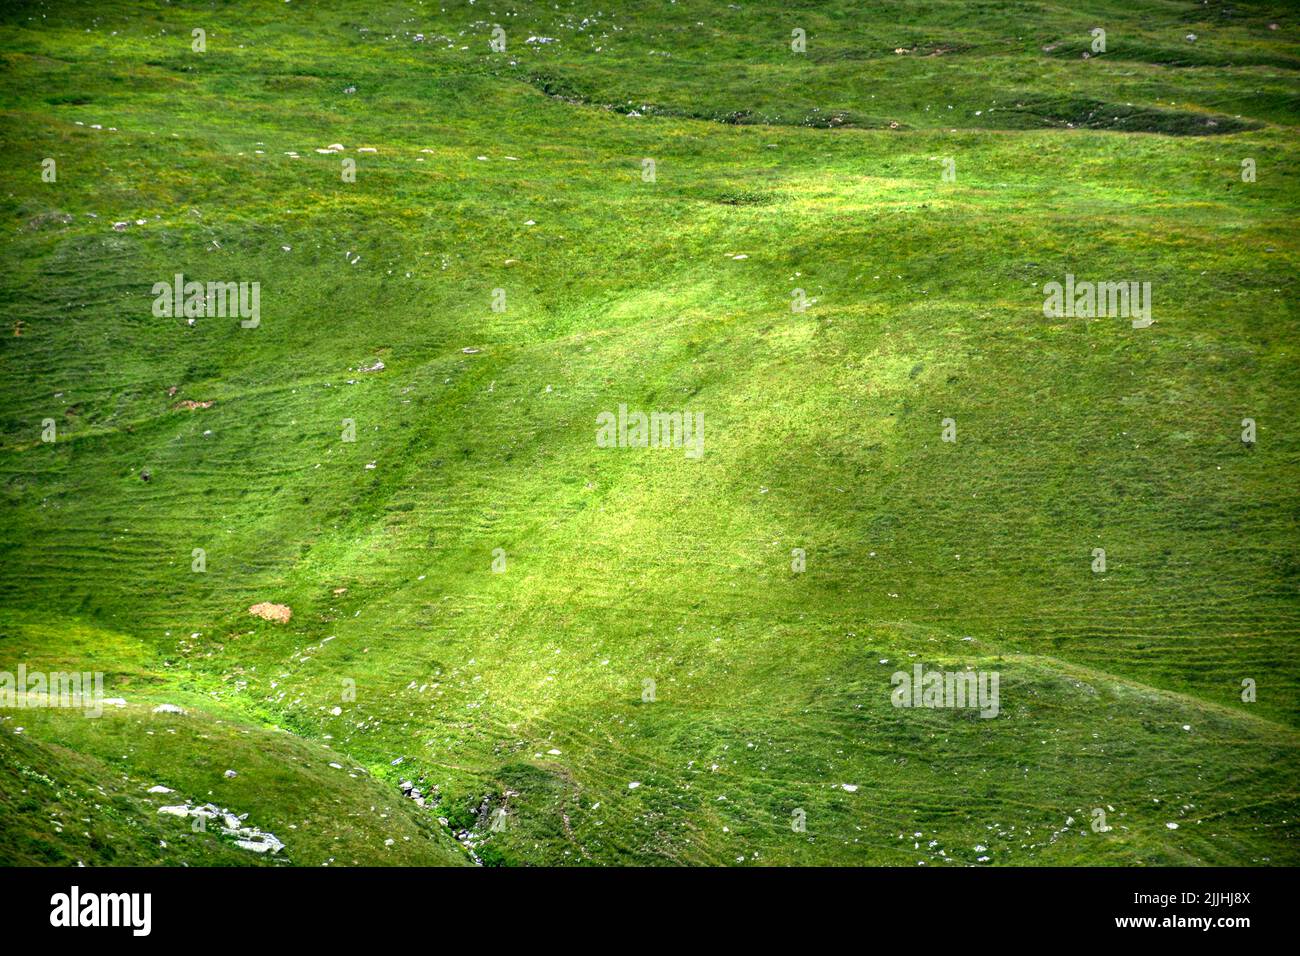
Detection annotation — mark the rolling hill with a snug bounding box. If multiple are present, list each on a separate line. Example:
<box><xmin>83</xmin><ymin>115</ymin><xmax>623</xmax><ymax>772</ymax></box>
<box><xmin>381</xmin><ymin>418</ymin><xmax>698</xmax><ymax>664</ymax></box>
<box><xmin>1</xmin><ymin>0</ymin><xmax>1297</xmax><ymax>866</ymax></box>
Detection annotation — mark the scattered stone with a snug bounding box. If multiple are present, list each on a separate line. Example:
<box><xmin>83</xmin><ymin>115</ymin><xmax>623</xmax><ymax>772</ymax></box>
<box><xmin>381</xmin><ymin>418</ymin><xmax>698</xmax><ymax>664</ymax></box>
<box><xmin>157</xmin><ymin>802</ymin><xmax>284</xmax><ymax>854</ymax></box>
<box><xmin>152</xmin><ymin>704</ymin><xmax>186</xmax><ymax>715</ymax></box>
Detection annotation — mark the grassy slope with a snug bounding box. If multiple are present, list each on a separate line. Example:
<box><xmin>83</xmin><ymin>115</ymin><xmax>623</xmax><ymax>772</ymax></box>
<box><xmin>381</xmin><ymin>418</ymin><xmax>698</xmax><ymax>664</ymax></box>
<box><xmin>0</xmin><ymin>0</ymin><xmax>1297</xmax><ymax>865</ymax></box>
<box><xmin>0</xmin><ymin>616</ymin><xmax>470</xmax><ymax>865</ymax></box>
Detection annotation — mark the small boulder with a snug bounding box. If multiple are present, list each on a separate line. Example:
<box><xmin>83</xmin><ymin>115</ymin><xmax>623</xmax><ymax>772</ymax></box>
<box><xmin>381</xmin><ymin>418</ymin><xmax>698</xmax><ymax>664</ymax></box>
<box><xmin>248</xmin><ymin>602</ymin><xmax>292</xmax><ymax>623</ymax></box>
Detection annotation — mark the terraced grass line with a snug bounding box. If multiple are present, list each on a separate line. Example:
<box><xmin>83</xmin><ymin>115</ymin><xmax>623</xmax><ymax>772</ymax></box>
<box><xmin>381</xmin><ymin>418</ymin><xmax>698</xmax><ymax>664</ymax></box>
<box><xmin>1</xmin><ymin>0</ymin><xmax>1298</xmax><ymax>867</ymax></box>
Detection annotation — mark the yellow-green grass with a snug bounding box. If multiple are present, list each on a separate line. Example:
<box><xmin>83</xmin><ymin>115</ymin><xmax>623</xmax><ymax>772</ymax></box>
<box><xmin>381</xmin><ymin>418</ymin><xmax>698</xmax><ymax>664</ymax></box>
<box><xmin>1</xmin><ymin>0</ymin><xmax>1297</xmax><ymax>866</ymax></box>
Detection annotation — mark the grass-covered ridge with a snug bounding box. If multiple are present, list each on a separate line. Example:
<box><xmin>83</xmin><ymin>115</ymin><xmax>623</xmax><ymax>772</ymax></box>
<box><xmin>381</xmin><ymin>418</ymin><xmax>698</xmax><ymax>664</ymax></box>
<box><xmin>1</xmin><ymin>0</ymin><xmax>1297</xmax><ymax>866</ymax></box>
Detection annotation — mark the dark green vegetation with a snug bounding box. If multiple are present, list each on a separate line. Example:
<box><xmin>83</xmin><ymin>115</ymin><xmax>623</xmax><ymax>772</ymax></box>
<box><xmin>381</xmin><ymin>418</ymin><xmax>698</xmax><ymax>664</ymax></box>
<box><xmin>1</xmin><ymin>0</ymin><xmax>1297</xmax><ymax>866</ymax></box>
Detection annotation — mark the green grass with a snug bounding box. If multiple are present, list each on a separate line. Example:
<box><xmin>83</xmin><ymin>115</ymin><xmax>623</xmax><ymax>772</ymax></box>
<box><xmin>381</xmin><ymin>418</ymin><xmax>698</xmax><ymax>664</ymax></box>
<box><xmin>0</xmin><ymin>614</ymin><xmax>471</xmax><ymax>865</ymax></box>
<box><xmin>1</xmin><ymin>0</ymin><xmax>1297</xmax><ymax>866</ymax></box>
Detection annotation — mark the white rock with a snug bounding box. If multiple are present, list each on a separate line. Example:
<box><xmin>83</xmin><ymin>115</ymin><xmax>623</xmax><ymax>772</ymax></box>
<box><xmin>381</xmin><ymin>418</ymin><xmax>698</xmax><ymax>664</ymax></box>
<box><xmin>234</xmin><ymin>833</ymin><xmax>284</xmax><ymax>854</ymax></box>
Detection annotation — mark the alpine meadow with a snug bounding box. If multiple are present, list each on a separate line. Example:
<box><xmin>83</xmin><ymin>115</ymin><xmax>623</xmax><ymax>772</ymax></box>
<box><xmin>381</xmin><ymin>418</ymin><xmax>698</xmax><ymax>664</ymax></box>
<box><xmin>1</xmin><ymin>0</ymin><xmax>1298</xmax><ymax>874</ymax></box>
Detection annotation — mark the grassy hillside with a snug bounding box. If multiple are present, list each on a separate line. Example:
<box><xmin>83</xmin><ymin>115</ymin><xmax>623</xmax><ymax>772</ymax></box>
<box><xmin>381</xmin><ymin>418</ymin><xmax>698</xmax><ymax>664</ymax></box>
<box><xmin>1</xmin><ymin>0</ymin><xmax>1297</xmax><ymax>866</ymax></box>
